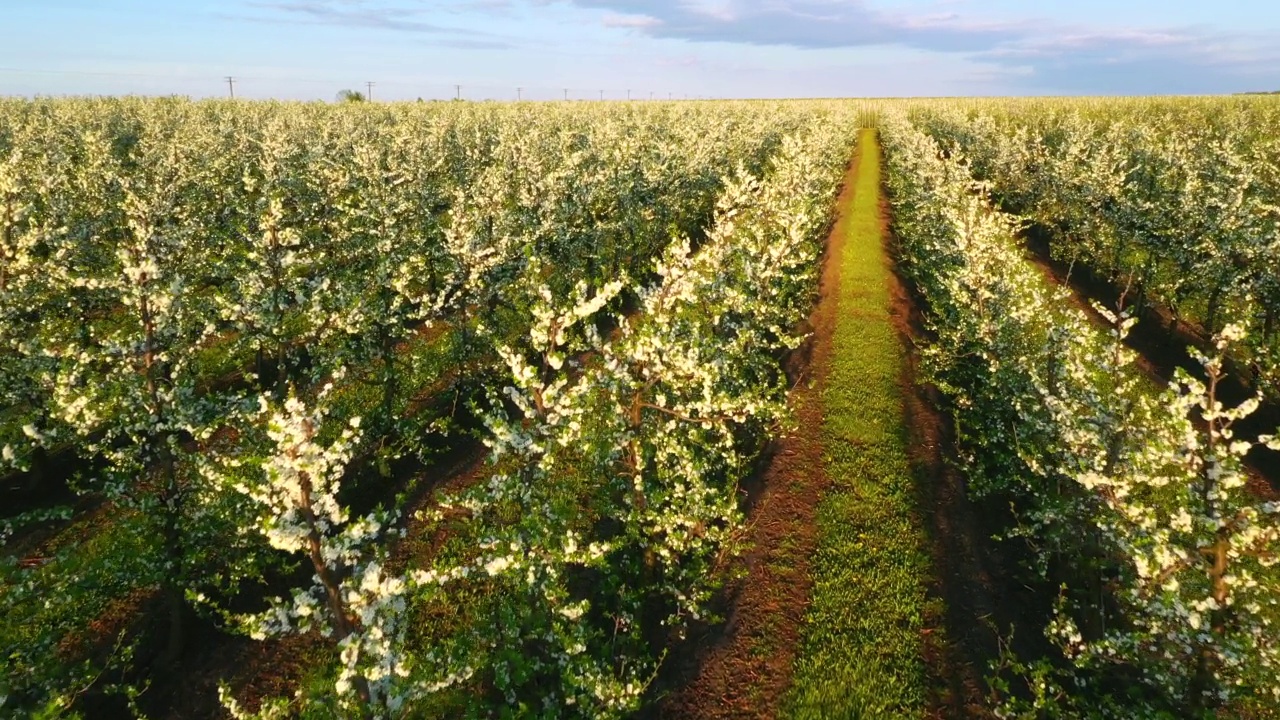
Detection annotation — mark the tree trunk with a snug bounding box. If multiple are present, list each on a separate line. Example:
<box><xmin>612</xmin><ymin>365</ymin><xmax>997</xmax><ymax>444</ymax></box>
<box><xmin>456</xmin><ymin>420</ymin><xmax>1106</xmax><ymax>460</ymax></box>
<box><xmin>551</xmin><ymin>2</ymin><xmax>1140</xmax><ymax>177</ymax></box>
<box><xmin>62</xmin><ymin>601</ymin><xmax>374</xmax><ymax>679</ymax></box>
<box><xmin>1190</xmin><ymin>370</ymin><xmax>1228</xmax><ymax>712</ymax></box>
<box><xmin>158</xmin><ymin>447</ymin><xmax>188</xmax><ymax>664</ymax></box>
<box><xmin>1134</xmin><ymin>257</ymin><xmax>1156</xmax><ymax>317</ymax></box>
<box><xmin>1</xmin><ymin>196</ymin><xmax>13</xmax><ymax>293</ymax></box>
<box><xmin>255</xmin><ymin>345</ymin><xmax>265</xmax><ymax>392</ymax></box>
<box><xmin>298</xmin><ymin>465</ymin><xmax>374</xmax><ymax>718</ymax></box>
<box><xmin>24</xmin><ymin>444</ymin><xmax>47</xmax><ymax>495</ymax></box>
<box><xmin>275</xmin><ymin>336</ymin><xmax>288</xmax><ymax>398</ymax></box>
<box><xmin>1205</xmin><ymin>284</ymin><xmax>1225</xmax><ymax>337</ymax></box>
<box><xmin>381</xmin><ymin>327</ymin><xmax>396</xmax><ymax>428</ymax></box>
<box><xmin>163</xmin><ymin>583</ymin><xmax>188</xmax><ymax>664</ymax></box>
<box><xmin>139</xmin><ymin>254</ymin><xmax>189</xmax><ymax>666</ymax></box>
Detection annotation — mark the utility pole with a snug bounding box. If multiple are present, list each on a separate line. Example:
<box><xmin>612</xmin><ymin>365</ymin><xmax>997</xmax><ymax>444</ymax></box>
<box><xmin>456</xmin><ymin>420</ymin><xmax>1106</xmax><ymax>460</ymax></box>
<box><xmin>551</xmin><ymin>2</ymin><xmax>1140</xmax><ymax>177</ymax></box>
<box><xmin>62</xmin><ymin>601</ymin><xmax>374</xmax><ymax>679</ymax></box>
<box><xmin>649</xmin><ymin>91</ymin><xmax>654</xmax><ymax>100</ymax></box>
<box><xmin>627</xmin><ymin>89</ymin><xmax>631</xmax><ymax>100</ymax></box>
<box><xmin>225</xmin><ymin>76</ymin><xmax>236</xmax><ymax>99</ymax></box>
<box><xmin>366</xmin><ymin>81</ymin><xmax>375</xmax><ymax>101</ymax></box>
<box><xmin>517</xmin><ymin>86</ymin><xmax>523</xmax><ymax>101</ymax></box>
<box><xmin>599</xmin><ymin>89</ymin><xmax>604</xmax><ymax>101</ymax></box>
<box><xmin>669</xmin><ymin>92</ymin><xmax>673</xmax><ymax>100</ymax></box>
<box><xmin>455</xmin><ymin>84</ymin><xmax>461</xmax><ymax>100</ymax></box>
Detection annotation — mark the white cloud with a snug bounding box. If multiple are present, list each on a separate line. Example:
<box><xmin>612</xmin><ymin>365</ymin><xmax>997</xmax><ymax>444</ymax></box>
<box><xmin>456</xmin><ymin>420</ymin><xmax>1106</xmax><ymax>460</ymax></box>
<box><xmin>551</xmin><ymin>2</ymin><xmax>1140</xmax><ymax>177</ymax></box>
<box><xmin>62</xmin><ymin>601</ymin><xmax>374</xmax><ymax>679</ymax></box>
<box><xmin>602</xmin><ymin>12</ymin><xmax>662</xmax><ymax>28</ymax></box>
<box><xmin>566</xmin><ymin>0</ymin><xmax>1280</xmax><ymax>93</ymax></box>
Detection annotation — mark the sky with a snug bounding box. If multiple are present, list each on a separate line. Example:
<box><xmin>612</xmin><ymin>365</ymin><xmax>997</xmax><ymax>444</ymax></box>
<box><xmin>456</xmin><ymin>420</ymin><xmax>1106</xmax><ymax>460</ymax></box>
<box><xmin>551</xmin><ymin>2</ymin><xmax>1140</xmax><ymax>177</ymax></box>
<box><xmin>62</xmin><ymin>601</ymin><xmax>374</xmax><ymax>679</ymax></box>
<box><xmin>2</xmin><ymin>0</ymin><xmax>1280</xmax><ymax>99</ymax></box>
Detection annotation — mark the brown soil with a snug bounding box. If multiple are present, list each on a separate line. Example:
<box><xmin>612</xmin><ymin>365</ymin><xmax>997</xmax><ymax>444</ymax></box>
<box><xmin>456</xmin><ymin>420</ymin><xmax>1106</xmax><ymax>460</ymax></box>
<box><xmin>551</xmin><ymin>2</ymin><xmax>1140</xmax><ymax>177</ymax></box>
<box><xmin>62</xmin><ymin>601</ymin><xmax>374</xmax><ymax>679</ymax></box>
<box><xmin>641</xmin><ymin>156</ymin><xmax>853</xmax><ymax>720</ymax></box>
<box><xmin>148</xmin><ymin>620</ymin><xmax>327</xmax><ymax>720</ymax></box>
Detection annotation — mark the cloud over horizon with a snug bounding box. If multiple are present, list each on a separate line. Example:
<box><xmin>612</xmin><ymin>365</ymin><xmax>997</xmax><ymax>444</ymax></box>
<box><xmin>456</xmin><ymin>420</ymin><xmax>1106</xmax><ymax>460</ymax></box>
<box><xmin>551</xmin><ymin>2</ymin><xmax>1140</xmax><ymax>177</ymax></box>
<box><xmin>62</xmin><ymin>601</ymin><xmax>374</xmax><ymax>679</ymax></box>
<box><xmin>243</xmin><ymin>0</ymin><xmax>516</xmax><ymax>48</ymax></box>
<box><xmin>5</xmin><ymin>0</ymin><xmax>1280</xmax><ymax>98</ymax></box>
<box><xmin>570</xmin><ymin>0</ymin><xmax>1027</xmax><ymax>52</ymax></box>
<box><xmin>551</xmin><ymin>0</ymin><xmax>1280</xmax><ymax>93</ymax></box>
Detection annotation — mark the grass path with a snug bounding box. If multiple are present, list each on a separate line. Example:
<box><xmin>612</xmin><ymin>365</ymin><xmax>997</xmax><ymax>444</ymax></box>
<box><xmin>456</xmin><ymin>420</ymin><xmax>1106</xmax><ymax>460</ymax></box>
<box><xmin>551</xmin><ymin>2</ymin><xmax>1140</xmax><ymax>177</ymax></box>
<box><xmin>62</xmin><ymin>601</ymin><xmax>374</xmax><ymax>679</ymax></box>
<box><xmin>784</xmin><ymin>128</ymin><xmax>934</xmax><ymax>718</ymax></box>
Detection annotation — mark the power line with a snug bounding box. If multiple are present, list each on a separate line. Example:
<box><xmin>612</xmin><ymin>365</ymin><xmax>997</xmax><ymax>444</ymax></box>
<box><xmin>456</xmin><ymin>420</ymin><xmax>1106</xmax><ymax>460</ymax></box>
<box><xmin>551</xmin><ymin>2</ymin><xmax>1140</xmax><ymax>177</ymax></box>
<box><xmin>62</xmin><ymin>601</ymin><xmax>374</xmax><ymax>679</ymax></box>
<box><xmin>0</xmin><ymin>66</ymin><xmax>190</xmax><ymax>80</ymax></box>
<box><xmin>366</xmin><ymin>80</ymin><xmax>375</xmax><ymax>101</ymax></box>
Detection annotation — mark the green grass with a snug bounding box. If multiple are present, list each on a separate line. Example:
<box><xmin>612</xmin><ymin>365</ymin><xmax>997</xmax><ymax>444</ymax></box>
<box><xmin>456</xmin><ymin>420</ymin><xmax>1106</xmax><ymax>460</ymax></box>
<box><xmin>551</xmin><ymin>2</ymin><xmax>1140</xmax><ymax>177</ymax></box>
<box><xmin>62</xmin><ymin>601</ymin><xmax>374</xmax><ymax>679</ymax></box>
<box><xmin>784</xmin><ymin>129</ymin><xmax>932</xmax><ymax>719</ymax></box>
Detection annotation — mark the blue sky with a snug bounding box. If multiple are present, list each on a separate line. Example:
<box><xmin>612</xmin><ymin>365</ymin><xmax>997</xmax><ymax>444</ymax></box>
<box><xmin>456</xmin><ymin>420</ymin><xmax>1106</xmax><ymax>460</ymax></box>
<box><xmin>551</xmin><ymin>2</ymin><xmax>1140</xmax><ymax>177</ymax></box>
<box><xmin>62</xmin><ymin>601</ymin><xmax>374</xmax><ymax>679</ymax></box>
<box><xmin>3</xmin><ymin>0</ymin><xmax>1279</xmax><ymax>99</ymax></box>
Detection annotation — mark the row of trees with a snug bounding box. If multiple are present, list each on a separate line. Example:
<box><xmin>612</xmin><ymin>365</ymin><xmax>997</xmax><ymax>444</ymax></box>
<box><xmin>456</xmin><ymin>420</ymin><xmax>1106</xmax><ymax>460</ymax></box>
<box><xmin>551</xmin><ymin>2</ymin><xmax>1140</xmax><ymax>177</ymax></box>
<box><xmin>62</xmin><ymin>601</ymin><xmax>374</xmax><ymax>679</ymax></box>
<box><xmin>0</xmin><ymin>97</ymin><xmax>830</xmax><ymax>716</ymax></box>
<box><xmin>911</xmin><ymin>98</ymin><xmax>1280</xmax><ymax>397</ymax></box>
<box><xmin>217</xmin><ymin>113</ymin><xmax>857</xmax><ymax>718</ymax></box>
<box><xmin>881</xmin><ymin>110</ymin><xmax>1280</xmax><ymax>717</ymax></box>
